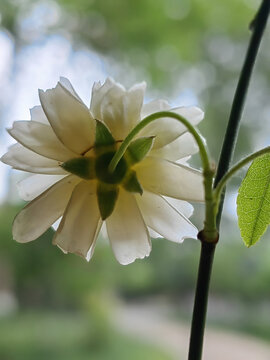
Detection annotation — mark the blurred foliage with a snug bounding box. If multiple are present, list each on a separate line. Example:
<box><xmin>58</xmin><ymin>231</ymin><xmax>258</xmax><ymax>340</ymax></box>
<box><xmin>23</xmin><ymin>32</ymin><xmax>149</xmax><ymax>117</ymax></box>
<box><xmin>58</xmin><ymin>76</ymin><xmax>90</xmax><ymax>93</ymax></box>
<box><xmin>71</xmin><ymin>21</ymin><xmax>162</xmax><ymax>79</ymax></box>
<box><xmin>1</xmin><ymin>204</ymin><xmax>270</xmax><ymax>308</ymax></box>
<box><xmin>0</xmin><ymin>311</ymin><xmax>171</xmax><ymax>360</ymax></box>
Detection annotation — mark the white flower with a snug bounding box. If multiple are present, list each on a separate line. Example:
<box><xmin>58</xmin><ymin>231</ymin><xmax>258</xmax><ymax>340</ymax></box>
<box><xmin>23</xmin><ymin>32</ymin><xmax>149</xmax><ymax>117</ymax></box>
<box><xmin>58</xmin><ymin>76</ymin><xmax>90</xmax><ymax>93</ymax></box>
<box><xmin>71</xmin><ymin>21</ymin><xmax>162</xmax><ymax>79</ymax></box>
<box><xmin>1</xmin><ymin>77</ymin><xmax>204</xmax><ymax>265</ymax></box>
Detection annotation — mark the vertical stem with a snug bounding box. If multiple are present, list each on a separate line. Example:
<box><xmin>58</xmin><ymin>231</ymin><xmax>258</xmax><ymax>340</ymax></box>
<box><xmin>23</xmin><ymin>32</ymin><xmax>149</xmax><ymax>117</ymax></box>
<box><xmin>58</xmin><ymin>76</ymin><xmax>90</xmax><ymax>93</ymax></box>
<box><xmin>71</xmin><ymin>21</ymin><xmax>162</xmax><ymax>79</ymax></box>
<box><xmin>214</xmin><ymin>0</ymin><xmax>270</xmax><ymax>227</ymax></box>
<box><xmin>188</xmin><ymin>242</ymin><xmax>216</xmax><ymax>360</ymax></box>
<box><xmin>188</xmin><ymin>2</ymin><xmax>270</xmax><ymax>360</ymax></box>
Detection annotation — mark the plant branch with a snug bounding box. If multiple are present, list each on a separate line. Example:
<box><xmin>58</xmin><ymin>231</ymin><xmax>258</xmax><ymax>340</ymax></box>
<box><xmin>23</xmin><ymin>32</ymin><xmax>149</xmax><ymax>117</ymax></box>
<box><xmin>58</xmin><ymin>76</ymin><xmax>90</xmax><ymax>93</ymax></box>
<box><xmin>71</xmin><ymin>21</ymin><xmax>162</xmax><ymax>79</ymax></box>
<box><xmin>214</xmin><ymin>0</ymin><xmax>270</xmax><ymax>228</ymax></box>
<box><xmin>188</xmin><ymin>242</ymin><xmax>216</xmax><ymax>360</ymax></box>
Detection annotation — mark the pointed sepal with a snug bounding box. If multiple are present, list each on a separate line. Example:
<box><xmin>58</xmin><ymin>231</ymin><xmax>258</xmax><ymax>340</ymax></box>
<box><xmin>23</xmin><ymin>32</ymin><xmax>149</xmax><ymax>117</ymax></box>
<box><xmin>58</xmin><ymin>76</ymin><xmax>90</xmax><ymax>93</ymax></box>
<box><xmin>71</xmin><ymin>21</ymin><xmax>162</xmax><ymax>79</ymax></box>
<box><xmin>61</xmin><ymin>157</ymin><xmax>95</xmax><ymax>179</ymax></box>
<box><xmin>127</xmin><ymin>136</ymin><xmax>155</xmax><ymax>164</ymax></box>
<box><xmin>95</xmin><ymin>120</ymin><xmax>115</xmax><ymax>148</ymax></box>
<box><xmin>97</xmin><ymin>182</ymin><xmax>119</xmax><ymax>220</ymax></box>
<box><xmin>123</xmin><ymin>170</ymin><xmax>143</xmax><ymax>195</ymax></box>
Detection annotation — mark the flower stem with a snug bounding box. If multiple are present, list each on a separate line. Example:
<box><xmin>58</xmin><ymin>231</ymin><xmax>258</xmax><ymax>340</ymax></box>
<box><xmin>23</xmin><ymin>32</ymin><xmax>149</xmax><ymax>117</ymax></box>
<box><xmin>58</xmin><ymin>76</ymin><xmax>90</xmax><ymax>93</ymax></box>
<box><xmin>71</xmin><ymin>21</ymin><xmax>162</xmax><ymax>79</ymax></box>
<box><xmin>109</xmin><ymin>111</ymin><xmax>210</xmax><ymax>174</ymax></box>
<box><xmin>188</xmin><ymin>241</ymin><xmax>216</xmax><ymax>360</ymax></box>
<box><xmin>214</xmin><ymin>0</ymin><xmax>270</xmax><ymax>227</ymax></box>
<box><xmin>109</xmin><ymin>111</ymin><xmax>216</xmax><ymax>239</ymax></box>
<box><xmin>188</xmin><ymin>2</ymin><xmax>270</xmax><ymax>360</ymax></box>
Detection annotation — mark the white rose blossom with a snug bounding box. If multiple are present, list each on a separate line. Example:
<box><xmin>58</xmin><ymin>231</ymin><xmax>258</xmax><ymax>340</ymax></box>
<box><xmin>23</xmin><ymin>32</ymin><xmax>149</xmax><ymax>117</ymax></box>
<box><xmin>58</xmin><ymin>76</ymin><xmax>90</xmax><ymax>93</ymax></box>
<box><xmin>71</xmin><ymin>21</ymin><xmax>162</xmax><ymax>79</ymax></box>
<box><xmin>1</xmin><ymin>77</ymin><xmax>204</xmax><ymax>265</ymax></box>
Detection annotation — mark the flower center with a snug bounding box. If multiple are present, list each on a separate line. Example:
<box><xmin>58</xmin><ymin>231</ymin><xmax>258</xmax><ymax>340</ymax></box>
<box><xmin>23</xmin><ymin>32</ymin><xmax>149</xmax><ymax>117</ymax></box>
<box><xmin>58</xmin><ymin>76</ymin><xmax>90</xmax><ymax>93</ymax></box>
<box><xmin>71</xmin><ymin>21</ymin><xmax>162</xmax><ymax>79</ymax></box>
<box><xmin>95</xmin><ymin>151</ymin><xmax>127</xmax><ymax>184</ymax></box>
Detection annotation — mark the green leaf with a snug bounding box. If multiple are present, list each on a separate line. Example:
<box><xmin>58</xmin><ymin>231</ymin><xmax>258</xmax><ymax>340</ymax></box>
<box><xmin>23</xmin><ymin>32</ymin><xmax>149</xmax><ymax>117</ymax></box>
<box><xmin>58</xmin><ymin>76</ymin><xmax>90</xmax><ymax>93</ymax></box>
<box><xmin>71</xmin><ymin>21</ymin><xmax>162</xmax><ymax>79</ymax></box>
<box><xmin>61</xmin><ymin>157</ymin><xmax>95</xmax><ymax>179</ymax></box>
<box><xmin>97</xmin><ymin>182</ymin><xmax>119</xmax><ymax>220</ymax></box>
<box><xmin>123</xmin><ymin>170</ymin><xmax>143</xmax><ymax>195</ymax></box>
<box><xmin>95</xmin><ymin>120</ymin><xmax>115</xmax><ymax>147</ymax></box>
<box><xmin>237</xmin><ymin>154</ymin><xmax>270</xmax><ymax>247</ymax></box>
<box><xmin>127</xmin><ymin>136</ymin><xmax>155</xmax><ymax>164</ymax></box>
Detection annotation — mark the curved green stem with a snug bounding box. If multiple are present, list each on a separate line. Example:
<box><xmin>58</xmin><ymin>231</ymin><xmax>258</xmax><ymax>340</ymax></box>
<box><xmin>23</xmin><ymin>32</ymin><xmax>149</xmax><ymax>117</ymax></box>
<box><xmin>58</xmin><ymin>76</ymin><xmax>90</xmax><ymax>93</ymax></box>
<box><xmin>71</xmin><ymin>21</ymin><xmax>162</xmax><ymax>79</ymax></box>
<box><xmin>214</xmin><ymin>146</ymin><xmax>270</xmax><ymax>214</ymax></box>
<box><xmin>109</xmin><ymin>111</ymin><xmax>210</xmax><ymax>173</ymax></box>
<box><xmin>109</xmin><ymin>111</ymin><xmax>216</xmax><ymax>239</ymax></box>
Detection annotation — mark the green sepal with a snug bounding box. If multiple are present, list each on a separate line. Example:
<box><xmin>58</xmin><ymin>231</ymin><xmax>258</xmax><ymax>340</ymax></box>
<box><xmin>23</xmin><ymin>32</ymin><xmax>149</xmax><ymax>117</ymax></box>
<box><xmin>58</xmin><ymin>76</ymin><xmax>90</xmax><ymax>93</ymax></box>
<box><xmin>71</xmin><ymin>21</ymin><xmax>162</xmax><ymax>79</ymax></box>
<box><xmin>127</xmin><ymin>136</ymin><xmax>155</xmax><ymax>164</ymax></box>
<box><xmin>97</xmin><ymin>182</ymin><xmax>119</xmax><ymax>220</ymax></box>
<box><xmin>123</xmin><ymin>170</ymin><xmax>143</xmax><ymax>195</ymax></box>
<box><xmin>61</xmin><ymin>157</ymin><xmax>95</xmax><ymax>179</ymax></box>
<box><xmin>95</xmin><ymin>120</ymin><xmax>115</xmax><ymax>148</ymax></box>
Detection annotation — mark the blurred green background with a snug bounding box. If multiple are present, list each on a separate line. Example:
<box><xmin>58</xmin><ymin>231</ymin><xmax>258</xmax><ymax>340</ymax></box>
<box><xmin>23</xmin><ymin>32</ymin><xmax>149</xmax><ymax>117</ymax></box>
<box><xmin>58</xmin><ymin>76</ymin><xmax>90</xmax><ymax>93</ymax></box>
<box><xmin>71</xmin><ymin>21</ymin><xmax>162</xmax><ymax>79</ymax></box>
<box><xmin>1</xmin><ymin>0</ymin><xmax>270</xmax><ymax>359</ymax></box>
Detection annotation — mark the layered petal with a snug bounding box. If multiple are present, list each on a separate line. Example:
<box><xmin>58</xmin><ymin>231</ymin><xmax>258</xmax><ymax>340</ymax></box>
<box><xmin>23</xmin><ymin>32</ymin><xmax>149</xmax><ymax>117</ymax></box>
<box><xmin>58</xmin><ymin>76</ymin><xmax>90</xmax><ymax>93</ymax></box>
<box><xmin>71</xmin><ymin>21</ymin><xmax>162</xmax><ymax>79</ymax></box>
<box><xmin>8</xmin><ymin>121</ymin><xmax>77</xmax><ymax>161</ymax></box>
<box><xmin>39</xmin><ymin>82</ymin><xmax>95</xmax><ymax>154</ymax></box>
<box><xmin>141</xmin><ymin>99</ymin><xmax>171</xmax><ymax>118</ymax></box>
<box><xmin>59</xmin><ymin>77</ymin><xmax>83</xmax><ymax>102</ymax></box>
<box><xmin>164</xmin><ymin>197</ymin><xmax>194</xmax><ymax>218</ymax></box>
<box><xmin>17</xmin><ymin>174</ymin><xmax>67</xmax><ymax>201</ymax></box>
<box><xmin>91</xmin><ymin>78</ymin><xmax>145</xmax><ymax>139</ymax></box>
<box><xmin>139</xmin><ymin>105</ymin><xmax>204</xmax><ymax>149</ymax></box>
<box><xmin>90</xmin><ymin>78</ymin><xmax>116</xmax><ymax>119</ymax></box>
<box><xmin>136</xmin><ymin>191</ymin><xmax>198</xmax><ymax>242</ymax></box>
<box><xmin>1</xmin><ymin>144</ymin><xmax>66</xmax><ymax>174</ymax></box>
<box><xmin>150</xmin><ymin>132</ymin><xmax>199</xmax><ymax>161</ymax></box>
<box><xmin>106</xmin><ymin>189</ymin><xmax>151</xmax><ymax>265</ymax></box>
<box><xmin>13</xmin><ymin>175</ymin><xmax>80</xmax><ymax>243</ymax></box>
<box><xmin>53</xmin><ymin>181</ymin><xmax>101</xmax><ymax>259</ymax></box>
<box><xmin>30</xmin><ymin>105</ymin><xmax>49</xmax><ymax>124</ymax></box>
<box><xmin>135</xmin><ymin>156</ymin><xmax>204</xmax><ymax>202</ymax></box>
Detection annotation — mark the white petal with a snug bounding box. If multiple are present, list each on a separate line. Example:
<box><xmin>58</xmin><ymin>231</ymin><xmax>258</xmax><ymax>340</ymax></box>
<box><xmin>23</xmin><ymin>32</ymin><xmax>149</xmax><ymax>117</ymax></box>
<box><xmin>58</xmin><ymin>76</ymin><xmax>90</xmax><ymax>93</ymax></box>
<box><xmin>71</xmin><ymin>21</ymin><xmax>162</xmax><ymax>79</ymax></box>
<box><xmin>39</xmin><ymin>82</ymin><xmax>95</xmax><ymax>154</ymax></box>
<box><xmin>139</xmin><ymin>106</ymin><xmax>204</xmax><ymax>149</ymax></box>
<box><xmin>30</xmin><ymin>106</ymin><xmax>48</xmax><ymax>124</ymax></box>
<box><xmin>90</xmin><ymin>78</ymin><xmax>121</xmax><ymax>120</ymax></box>
<box><xmin>106</xmin><ymin>189</ymin><xmax>151</xmax><ymax>265</ymax></box>
<box><xmin>13</xmin><ymin>175</ymin><xmax>80</xmax><ymax>243</ymax></box>
<box><xmin>148</xmin><ymin>228</ymin><xmax>162</xmax><ymax>239</ymax></box>
<box><xmin>135</xmin><ymin>156</ymin><xmax>204</xmax><ymax>202</ymax></box>
<box><xmin>53</xmin><ymin>181</ymin><xmax>101</xmax><ymax>259</ymax></box>
<box><xmin>141</xmin><ymin>99</ymin><xmax>171</xmax><ymax>118</ymax></box>
<box><xmin>123</xmin><ymin>82</ymin><xmax>146</xmax><ymax>129</ymax></box>
<box><xmin>164</xmin><ymin>197</ymin><xmax>194</xmax><ymax>218</ymax></box>
<box><xmin>99</xmin><ymin>85</ymin><xmax>128</xmax><ymax>139</ymax></box>
<box><xmin>136</xmin><ymin>191</ymin><xmax>198</xmax><ymax>242</ymax></box>
<box><xmin>17</xmin><ymin>174</ymin><xmax>67</xmax><ymax>201</ymax></box>
<box><xmin>8</xmin><ymin>121</ymin><xmax>77</xmax><ymax>161</ymax></box>
<box><xmin>150</xmin><ymin>132</ymin><xmax>199</xmax><ymax>161</ymax></box>
<box><xmin>86</xmin><ymin>219</ymin><xmax>103</xmax><ymax>262</ymax></box>
<box><xmin>59</xmin><ymin>77</ymin><xmax>83</xmax><ymax>102</ymax></box>
<box><xmin>91</xmin><ymin>78</ymin><xmax>145</xmax><ymax>139</ymax></box>
<box><xmin>1</xmin><ymin>144</ymin><xmax>66</xmax><ymax>174</ymax></box>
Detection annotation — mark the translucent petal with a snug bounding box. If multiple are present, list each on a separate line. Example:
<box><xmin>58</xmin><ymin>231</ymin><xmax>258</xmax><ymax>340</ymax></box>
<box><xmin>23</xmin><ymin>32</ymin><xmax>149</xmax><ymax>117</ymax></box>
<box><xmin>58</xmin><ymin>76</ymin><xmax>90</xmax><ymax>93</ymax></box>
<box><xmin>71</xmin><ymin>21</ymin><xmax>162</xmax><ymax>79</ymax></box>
<box><xmin>30</xmin><ymin>106</ymin><xmax>48</xmax><ymax>124</ymax></box>
<box><xmin>17</xmin><ymin>174</ymin><xmax>67</xmax><ymax>201</ymax></box>
<box><xmin>150</xmin><ymin>132</ymin><xmax>199</xmax><ymax>161</ymax></box>
<box><xmin>164</xmin><ymin>196</ymin><xmax>194</xmax><ymax>218</ymax></box>
<box><xmin>13</xmin><ymin>175</ymin><xmax>80</xmax><ymax>243</ymax></box>
<box><xmin>53</xmin><ymin>181</ymin><xmax>101</xmax><ymax>259</ymax></box>
<box><xmin>90</xmin><ymin>78</ymin><xmax>123</xmax><ymax>120</ymax></box>
<box><xmin>135</xmin><ymin>156</ymin><xmax>204</xmax><ymax>202</ymax></box>
<box><xmin>59</xmin><ymin>77</ymin><xmax>83</xmax><ymax>102</ymax></box>
<box><xmin>39</xmin><ymin>82</ymin><xmax>95</xmax><ymax>154</ymax></box>
<box><xmin>1</xmin><ymin>144</ymin><xmax>66</xmax><ymax>174</ymax></box>
<box><xmin>91</xmin><ymin>78</ymin><xmax>145</xmax><ymax>139</ymax></box>
<box><xmin>8</xmin><ymin>121</ymin><xmax>77</xmax><ymax>161</ymax></box>
<box><xmin>136</xmin><ymin>191</ymin><xmax>198</xmax><ymax>242</ymax></box>
<box><xmin>141</xmin><ymin>99</ymin><xmax>170</xmax><ymax>118</ymax></box>
<box><xmin>139</xmin><ymin>106</ymin><xmax>204</xmax><ymax>149</ymax></box>
<box><xmin>106</xmin><ymin>189</ymin><xmax>151</xmax><ymax>265</ymax></box>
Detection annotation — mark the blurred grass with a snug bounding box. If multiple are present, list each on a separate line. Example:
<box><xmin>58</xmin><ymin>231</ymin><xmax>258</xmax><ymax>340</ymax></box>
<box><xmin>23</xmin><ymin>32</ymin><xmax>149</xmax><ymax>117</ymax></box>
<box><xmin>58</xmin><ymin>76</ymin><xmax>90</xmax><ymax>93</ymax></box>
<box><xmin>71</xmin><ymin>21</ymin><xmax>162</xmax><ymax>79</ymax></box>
<box><xmin>0</xmin><ymin>311</ymin><xmax>171</xmax><ymax>360</ymax></box>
